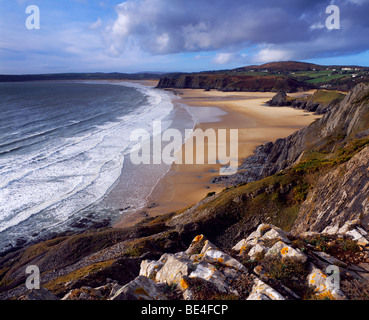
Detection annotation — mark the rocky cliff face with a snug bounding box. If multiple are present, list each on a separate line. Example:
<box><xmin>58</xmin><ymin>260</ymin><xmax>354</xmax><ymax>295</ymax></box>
<box><xmin>266</xmin><ymin>90</ymin><xmax>345</xmax><ymax>115</ymax></box>
<box><xmin>292</xmin><ymin>146</ymin><xmax>369</xmax><ymax>234</ymax></box>
<box><xmin>157</xmin><ymin>74</ymin><xmax>311</xmax><ymax>93</ymax></box>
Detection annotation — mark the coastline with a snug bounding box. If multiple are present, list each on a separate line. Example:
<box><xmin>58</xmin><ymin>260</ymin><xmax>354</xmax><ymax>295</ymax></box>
<box><xmin>113</xmin><ymin>87</ymin><xmax>321</xmax><ymax>228</ymax></box>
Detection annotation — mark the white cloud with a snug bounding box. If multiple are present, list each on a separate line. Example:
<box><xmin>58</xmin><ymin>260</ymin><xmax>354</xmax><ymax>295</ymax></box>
<box><xmin>89</xmin><ymin>17</ymin><xmax>102</xmax><ymax>30</ymax></box>
<box><xmin>101</xmin><ymin>0</ymin><xmax>369</xmax><ymax>65</ymax></box>
<box><xmin>253</xmin><ymin>47</ymin><xmax>294</xmax><ymax>64</ymax></box>
<box><xmin>213</xmin><ymin>53</ymin><xmax>235</xmax><ymax>64</ymax></box>
<box><xmin>347</xmin><ymin>0</ymin><xmax>366</xmax><ymax>5</ymax></box>
<box><xmin>310</xmin><ymin>22</ymin><xmax>325</xmax><ymax>30</ymax></box>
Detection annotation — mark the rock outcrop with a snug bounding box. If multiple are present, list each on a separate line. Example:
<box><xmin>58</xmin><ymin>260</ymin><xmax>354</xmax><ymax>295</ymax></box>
<box><xmin>291</xmin><ymin>147</ymin><xmax>369</xmax><ymax>234</ymax></box>
<box><xmin>266</xmin><ymin>91</ymin><xmax>290</xmax><ymax>106</ymax></box>
<box><xmin>267</xmin><ymin>89</ymin><xmax>346</xmax><ymax>115</ymax></box>
<box><xmin>51</xmin><ymin>223</ymin><xmax>369</xmax><ymax>300</ymax></box>
<box><xmin>157</xmin><ymin>74</ymin><xmax>311</xmax><ymax>93</ymax></box>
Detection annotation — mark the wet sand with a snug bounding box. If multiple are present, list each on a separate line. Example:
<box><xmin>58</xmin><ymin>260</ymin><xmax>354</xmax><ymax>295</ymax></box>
<box><xmin>114</xmin><ymin>88</ymin><xmax>320</xmax><ymax>228</ymax></box>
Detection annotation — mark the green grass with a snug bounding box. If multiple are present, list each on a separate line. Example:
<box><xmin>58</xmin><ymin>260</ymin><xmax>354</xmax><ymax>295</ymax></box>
<box><xmin>309</xmin><ymin>90</ymin><xmax>346</xmax><ymax>105</ymax></box>
<box><xmin>307</xmin><ymin>75</ymin><xmax>345</xmax><ymax>84</ymax></box>
<box><xmin>44</xmin><ymin>260</ymin><xmax>114</xmax><ymax>295</ymax></box>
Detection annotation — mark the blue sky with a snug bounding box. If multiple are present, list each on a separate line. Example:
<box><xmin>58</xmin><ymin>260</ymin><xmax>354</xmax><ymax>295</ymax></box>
<box><xmin>0</xmin><ymin>0</ymin><xmax>368</xmax><ymax>74</ymax></box>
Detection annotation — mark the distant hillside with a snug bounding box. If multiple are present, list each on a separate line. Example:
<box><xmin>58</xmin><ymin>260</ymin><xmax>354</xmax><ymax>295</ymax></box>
<box><xmin>2</xmin><ymin>61</ymin><xmax>368</xmax><ymax>91</ymax></box>
<box><xmin>157</xmin><ymin>61</ymin><xmax>369</xmax><ymax>92</ymax></box>
<box><xmin>235</xmin><ymin>61</ymin><xmax>367</xmax><ymax>73</ymax></box>
<box><xmin>236</xmin><ymin>61</ymin><xmax>325</xmax><ymax>72</ymax></box>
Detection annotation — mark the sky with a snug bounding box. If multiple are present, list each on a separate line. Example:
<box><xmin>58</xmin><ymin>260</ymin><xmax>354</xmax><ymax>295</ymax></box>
<box><xmin>0</xmin><ymin>0</ymin><xmax>368</xmax><ymax>74</ymax></box>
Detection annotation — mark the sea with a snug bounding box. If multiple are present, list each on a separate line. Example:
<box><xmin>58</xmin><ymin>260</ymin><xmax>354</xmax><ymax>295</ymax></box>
<box><xmin>0</xmin><ymin>81</ymin><xmax>194</xmax><ymax>253</ymax></box>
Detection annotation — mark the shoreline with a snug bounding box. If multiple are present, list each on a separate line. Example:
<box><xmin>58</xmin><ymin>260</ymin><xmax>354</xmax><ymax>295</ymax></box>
<box><xmin>113</xmin><ymin>87</ymin><xmax>321</xmax><ymax>228</ymax></box>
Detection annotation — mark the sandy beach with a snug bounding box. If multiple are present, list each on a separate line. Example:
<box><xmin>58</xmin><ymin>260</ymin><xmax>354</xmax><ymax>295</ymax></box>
<box><xmin>114</xmin><ymin>87</ymin><xmax>320</xmax><ymax>228</ymax></box>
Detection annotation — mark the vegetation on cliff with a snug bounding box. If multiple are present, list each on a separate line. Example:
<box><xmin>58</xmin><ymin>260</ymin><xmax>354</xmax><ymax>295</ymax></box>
<box><xmin>157</xmin><ymin>61</ymin><xmax>369</xmax><ymax>92</ymax></box>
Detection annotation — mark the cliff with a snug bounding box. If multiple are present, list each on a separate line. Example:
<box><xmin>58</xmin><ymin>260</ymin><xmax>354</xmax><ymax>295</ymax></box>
<box><xmin>266</xmin><ymin>90</ymin><xmax>346</xmax><ymax>115</ymax></box>
<box><xmin>1</xmin><ymin>83</ymin><xmax>369</xmax><ymax>301</ymax></box>
<box><xmin>156</xmin><ymin>73</ymin><xmax>311</xmax><ymax>93</ymax></box>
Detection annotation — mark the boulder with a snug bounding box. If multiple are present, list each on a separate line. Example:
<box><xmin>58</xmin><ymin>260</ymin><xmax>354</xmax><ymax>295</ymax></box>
<box><xmin>110</xmin><ymin>276</ymin><xmax>167</xmax><ymax>300</ymax></box>
<box><xmin>307</xmin><ymin>264</ymin><xmax>328</xmax><ymax>294</ymax></box>
<box><xmin>267</xmin><ymin>91</ymin><xmax>289</xmax><ymax>107</ymax></box>
<box><xmin>249</xmin><ymin>279</ymin><xmax>285</xmax><ymax>300</ymax></box>
<box><xmin>265</xmin><ymin>241</ymin><xmax>308</xmax><ymax>263</ymax></box>
<box><xmin>346</xmin><ymin>229</ymin><xmax>369</xmax><ymax>247</ymax></box>
<box><xmin>140</xmin><ymin>260</ymin><xmax>164</xmax><ymax>279</ymax></box>
<box><xmin>233</xmin><ymin>224</ymin><xmax>291</xmax><ymax>252</ymax></box>
<box><xmin>307</xmin><ymin>264</ymin><xmax>347</xmax><ymax>300</ymax></box>
<box><xmin>203</xmin><ymin>249</ymin><xmax>248</xmax><ymax>273</ymax></box>
<box><xmin>25</xmin><ymin>288</ymin><xmax>59</xmax><ymax>300</ymax></box>
<box><xmin>232</xmin><ymin>239</ymin><xmax>248</xmax><ymax>252</ymax></box>
<box><xmin>246</xmin><ymin>292</ymin><xmax>271</xmax><ymax>300</ymax></box>
<box><xmin>248</xmin><ymin>244</ymin><xmax>268</xmax><ymax>260</ymax></box>
<box><xmin>262</xmin><ymin>228</ymin><xmax>290</xmax><ymax>244</ymax></box>
<box><xmin>185</xmin><ymin>234</ymin><xmax>208</xmax><ymax>255</ymax></box>
<box><xmin>337</xmin><ymin>219</ymin><xmax>362</xmax><ymax>234</ymax></box>
<box><xmin>156</xmin><ymin>255</ymin><xmax>194</xmax><ymax>285</ymax></box>
<box><xmin>189</xmin><ymin>261</ymin><xmax>229</xmax><ymax>293</ymax></box>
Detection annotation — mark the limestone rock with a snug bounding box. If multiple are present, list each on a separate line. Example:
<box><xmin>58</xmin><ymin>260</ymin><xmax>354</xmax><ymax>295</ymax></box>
<box><xmin>346</xmin><ymin>229</ymin><xmax>369</xmax><ymax>246</ymax></box>
<box><xmin>185</xmin><ymin>234</ymin><xmax>208</xmax><ymax>255</ymax></box>
<box><xmin>338</xmin><ymin>220</ymin><xmax>362</xmax><ymax>234</ymax></box>
<box><xmin>203</xmin><ymin>249</ymin><xmax>248</xmax><ymax>273</ymax></box>
<box><xmin>189</xmin><ymin>261</ymin><xmax>229</xmax><ymax>293</ymax></box>
<box><xmin>246</xmin><ymin>292</ymin><xmax>271</xmax><ymax>300</ymax></box>
<box><xmin>232</xmin><ymin>239</ymin><xmax>248</xmax><ymax>252</ymax></box>
<box><xmin>110</xmin><ymin>276</ymin><xmax>167</xmax><ymax>300</ymax></box>
<box><xmin>307</xmin><ymin>264</ymin><xmax>328</xmax><ymax>294</ymax></box>
<box><xmin>140</xmin><ymin>260</ymin><xmax>164</xmax><ymax>279</ymax></box>
<box><xmin>156</xmin><ymin>255</ymin><xmax>194</xmax><ymax>285</ymax></box>
<box><xmin>307</xmin><ymin>264</ymin><xmax>347</xmax><ymax>300</ymax></box>
<box><xmin>265</xmin><ymin>241</ymin><xmax>307</xmax><ymax>263</ymax></box>
<box><xmin>249</xmin><ymin>279</ymin><xmax>285</xmax><ymax>300</ymax></box>
<box><xmin>233</xmin><ymin>224</ymin><xmax>290</xmax><ymax>255</ymax></box>
<box><xmin>248</xmin><ymin>244</ymin><xmax>267</xmax><ymax>260</ymax></box>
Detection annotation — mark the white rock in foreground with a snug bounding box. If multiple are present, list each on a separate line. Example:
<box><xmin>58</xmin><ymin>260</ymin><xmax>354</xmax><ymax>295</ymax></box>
<box><xmin>265</xmin><ymin>241</ymin><xmax>307</xmax><ymax>263</ymax></box>
<box><xmin>110</xmin><ymin>276</ymin><xmax>167</xmax><ymax>300</ymax></box>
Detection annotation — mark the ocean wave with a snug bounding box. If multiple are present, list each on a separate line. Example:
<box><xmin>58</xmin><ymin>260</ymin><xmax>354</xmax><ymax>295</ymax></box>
<box><xmin>0</xmin><ymin>81</ymin><xmax>175</xmax><ymax>249</ymax></box>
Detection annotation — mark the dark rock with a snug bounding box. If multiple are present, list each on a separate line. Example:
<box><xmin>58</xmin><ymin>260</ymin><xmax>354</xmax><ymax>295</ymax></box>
<box><xmin>147</xmin><ymin>203</ymin><xmax>159</xmax><ymax>209</ymax></box>
<box><xmin>25</xmin><ymin>288</ymin><xmax>59</xmax><ymax>300</ymax></box>
<box><xmin>88</xmin><ymin>218</ymin><xmax>111</xmax><ymax>230</ymax></box>
<box><xmin>266</xmin><ymin>91</ymin><xmax>290</xmax><ymax>106</ymax></box>
<box><xmin>16</xmin><ymin>238</ymin><xmax>27</xmax><ymax>247</ymax></box>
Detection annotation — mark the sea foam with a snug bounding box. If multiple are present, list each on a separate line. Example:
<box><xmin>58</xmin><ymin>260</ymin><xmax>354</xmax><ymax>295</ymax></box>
<box><xmin>0</xmin><ymin>81</ymin><xmax>175</xmax><ymax>250</ymax></box>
